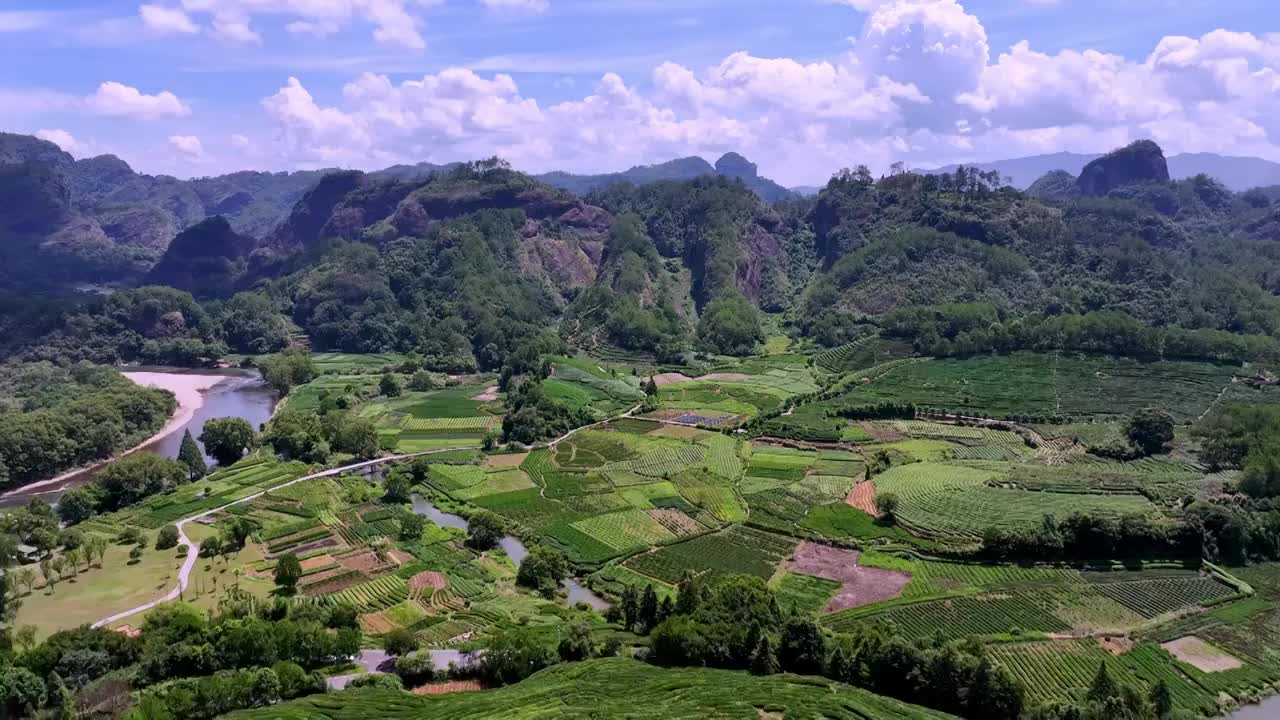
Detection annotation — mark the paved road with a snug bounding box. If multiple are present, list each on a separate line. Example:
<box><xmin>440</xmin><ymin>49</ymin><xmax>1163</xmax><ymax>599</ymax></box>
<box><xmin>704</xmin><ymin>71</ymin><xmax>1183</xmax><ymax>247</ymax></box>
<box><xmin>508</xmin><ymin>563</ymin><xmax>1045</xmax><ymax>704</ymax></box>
<box><xmin>92</xmin><ymin>448</ymin><xmax>472</xmax><ymax>628</ymax></box>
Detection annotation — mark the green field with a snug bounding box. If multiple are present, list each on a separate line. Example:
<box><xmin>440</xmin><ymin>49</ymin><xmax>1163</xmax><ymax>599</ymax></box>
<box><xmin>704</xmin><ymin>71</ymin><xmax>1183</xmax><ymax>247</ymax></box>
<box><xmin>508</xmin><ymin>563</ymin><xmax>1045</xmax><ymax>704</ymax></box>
<box><xmin>229</xmin><ymin>657</ymin><xmax>953</xmax><ymax>719</ymax></box>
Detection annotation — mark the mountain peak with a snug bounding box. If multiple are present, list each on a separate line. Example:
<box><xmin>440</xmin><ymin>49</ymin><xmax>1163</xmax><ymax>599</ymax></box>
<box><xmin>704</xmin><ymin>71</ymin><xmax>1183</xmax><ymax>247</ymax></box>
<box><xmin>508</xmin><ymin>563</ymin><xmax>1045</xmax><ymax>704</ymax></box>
<box><xmin>715</xmin><ymin>152</ymin><xmax>759</xmax><ymax>179</ymax></box>
<box><xmin>1076</xmin><ymin>140</ymin><xmax>1170</xmax><ymax>196</ymax></box>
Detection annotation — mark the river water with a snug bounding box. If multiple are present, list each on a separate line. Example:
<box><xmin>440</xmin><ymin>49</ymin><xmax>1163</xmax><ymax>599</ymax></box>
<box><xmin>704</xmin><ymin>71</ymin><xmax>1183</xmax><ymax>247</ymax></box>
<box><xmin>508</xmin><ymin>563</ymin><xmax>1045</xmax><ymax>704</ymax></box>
<box><xmin>410</xmin><ymin>493</ymin><xmax>610</xmax><ymax>610</ymax></box>
<box><xmin>1227</xmin><ymin>696</ymin><xmax>1280</xmax><ymax>719</ymax></box>
<box><xmin>0</xmin><ymin>368</ymin><xmax>276</xmax><ymax>510</ymax></box>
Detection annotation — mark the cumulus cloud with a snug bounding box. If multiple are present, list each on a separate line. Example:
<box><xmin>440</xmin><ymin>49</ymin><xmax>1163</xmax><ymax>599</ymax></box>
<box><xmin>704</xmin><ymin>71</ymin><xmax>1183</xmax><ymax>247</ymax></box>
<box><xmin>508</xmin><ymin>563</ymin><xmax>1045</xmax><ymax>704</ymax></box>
<box><xmin>36</xmin><ymin>129</ymin><xmax>85</xmax><ymax>156</ymax></box>
<box><xmin>169</xmin><ymin>134</ymin><xmax>207</xmax><ymax>159</ymax></box>
<box><xmin>84</xmin><ymin>82</ymin><xmax>191</xmax><ymax>119</ymax></box>
<box><xmin>139</xmin><ymin>4</ymin><xmax>198</xmax><ymax>34</ymax></box>
<box><xmin>147</xmin><ymin>0</ymin><xmax>434</xmax><ymax>49</ymax></box>
<box><xmin>251</xmin><ymin>0</ymin><xmax>1280</xmax><ymax>185</ymax></box>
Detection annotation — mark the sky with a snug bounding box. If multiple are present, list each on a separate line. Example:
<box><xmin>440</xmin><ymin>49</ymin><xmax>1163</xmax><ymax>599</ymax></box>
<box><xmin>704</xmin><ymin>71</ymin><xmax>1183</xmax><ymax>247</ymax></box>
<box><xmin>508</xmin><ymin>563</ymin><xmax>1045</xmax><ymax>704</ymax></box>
<box><xmin>1</xmin><ymin>0</ymin><xmax>1276</xmax><ymax>186</ymax></box>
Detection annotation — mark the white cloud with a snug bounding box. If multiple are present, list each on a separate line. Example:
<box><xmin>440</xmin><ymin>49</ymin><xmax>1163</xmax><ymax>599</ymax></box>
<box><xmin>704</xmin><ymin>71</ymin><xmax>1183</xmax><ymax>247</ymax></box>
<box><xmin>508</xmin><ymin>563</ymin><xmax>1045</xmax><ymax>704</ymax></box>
<box><xmin>169</xmin><ymin>134</ymin><xmax>210</xmax><ymax>161</ymax></box>
<box><xmin>246</xmin><ymin>0</ymin><xmax>1280</xmax><ymax>185</ymax></box>
<box><xmin>84</xmin><ymin>81</ymin><xmax>191</xmax><ymax>119</ymax></box>
<box><xmin>139</xmin><ymin>4</ymin><xmax>199</xmax><ymax>34</ymax></box>
<box><xmin>0</xmin><ymin>10</ymin><xmax>59</xmax><ymax>32</ymax></box>
<box><xmin>230</xmin><ymin>133</ymin><xmax>252</xmax><ymax>149</ymax></box>
<box><xmin>480</xmin><ymin>0</ymin><xmax>550</xmax><ymax>15</ymax></box>
<box><xmin>151</xmin><ymin>0</ymin><xmax>435</xmax><ymax>49</ymax></box>
<box><xmin>35</xmin><ymin>129</ymin><xmax>85</xmax><ymax>156</ymax></box>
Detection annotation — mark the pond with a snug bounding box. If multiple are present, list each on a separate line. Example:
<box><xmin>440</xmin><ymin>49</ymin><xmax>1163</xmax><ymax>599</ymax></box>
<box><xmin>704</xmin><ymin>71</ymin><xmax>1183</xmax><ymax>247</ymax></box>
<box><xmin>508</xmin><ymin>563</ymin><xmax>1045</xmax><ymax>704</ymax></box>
<box><xmin>0</xmin><ymin>368</ymin><xmax>276</xmax><ymax>510</ymax></box>
<box><xmin>410</xmin><ymin>493</ymin><xmax>610</xmax><ymax>610</ymax></box>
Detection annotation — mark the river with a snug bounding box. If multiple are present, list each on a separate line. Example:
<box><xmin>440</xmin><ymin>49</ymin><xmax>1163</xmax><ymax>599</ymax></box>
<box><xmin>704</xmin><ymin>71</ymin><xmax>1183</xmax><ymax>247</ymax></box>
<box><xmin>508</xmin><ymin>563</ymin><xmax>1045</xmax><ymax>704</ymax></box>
<box><xmin>1227</xmin><ymin>695</ymin><xmax>1280</xmax><ymax>719</ymax></box>
<box><xmin>0</xmin><ymin>368</ymin><xmax>276</xmax><ymax>510</ymax></box>
<box><xmin>410</xmin><ymin>493</ymin><xmax>610</xmax><ymax>610</ymax></box>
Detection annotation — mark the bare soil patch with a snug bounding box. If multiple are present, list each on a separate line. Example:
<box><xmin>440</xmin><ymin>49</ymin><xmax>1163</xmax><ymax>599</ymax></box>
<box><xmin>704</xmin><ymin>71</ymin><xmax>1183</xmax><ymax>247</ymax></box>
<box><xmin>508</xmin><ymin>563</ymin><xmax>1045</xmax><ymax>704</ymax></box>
<box><xmin>1162</xmin><ymin>636</ymin><xmax>1243</xmax><ymax>672</ymax></box>
<box><xmin>1099</xmin><ymin>636</ymin><xmax>1135</xmax><ymax>655</ymax></box>
<box><xmin>339</xmin><ymin>551</ymin><xmax>383</xmax><ymax>573</ymax></box>
<box><xmin>846</xmin><ymin>480</ymin><xmax>878</xmax><ymax>516</ymax></box>
<box><xmin>786</xmin><ymin>541</ymin><xmax>911</xmax><ymax>613</ymax></box>
<box><xmin>270</xmin><ymin>536</ymin><xmax>339</xmax><ymax>558</ymax></box>
<box><xmin>300</xmin><ymin>555</ymin><xmax>336</xmax><ymax>572</ymax></box>
<box><xmin>472</xmin><ymin>386</ymin><xmax>500</xmax><ymax>402</ymax></box>
<box><xmin>649</xmin><ymin>508</ymin><xmax>703</xmax><ymax>536</ymax></box>
<box><xmin>414</xmin><ymin>680</ymin><xmax>484</xmax><ymax>695</ymax></box>
<box><xmin>484</xmin><ymin>452</ymin><xmax>529</xmax><ymax>468</ymax></box>
<box><xmin>651</xmin><ymin>372</ymin><xmax>695</xmax><ymax>386</ymax></box>
<box><xmin>359</xmin><ymin>613</ymin><xmax>397</xmax><ymax>635</ymax></box>
<box><xmin>409</xmin><ymin>571</ymin><xmax>448</xmax><ymax>592</ymax></box>
<box><xmin>858</xmin><ymin>422</ymin><xmax>905</xmax><ymax>442</ymax></box>
<box><xmin>384</xmin><ymin>549</ymin><xmax>412</xmax><ymax>566</ymax></box>
<box><xmin>302</xmin><ymin>571</ymin><xmax>366</xmax><ymax>596</ymax></box>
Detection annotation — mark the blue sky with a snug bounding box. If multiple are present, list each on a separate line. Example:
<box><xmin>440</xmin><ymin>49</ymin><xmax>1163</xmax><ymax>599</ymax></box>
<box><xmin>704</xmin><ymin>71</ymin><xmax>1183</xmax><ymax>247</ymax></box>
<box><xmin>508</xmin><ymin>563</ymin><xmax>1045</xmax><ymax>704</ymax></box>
<box><xmin>1</xmin><ymin>0</ymin><xmax>1276</xmax><ymax>185</ymax></box>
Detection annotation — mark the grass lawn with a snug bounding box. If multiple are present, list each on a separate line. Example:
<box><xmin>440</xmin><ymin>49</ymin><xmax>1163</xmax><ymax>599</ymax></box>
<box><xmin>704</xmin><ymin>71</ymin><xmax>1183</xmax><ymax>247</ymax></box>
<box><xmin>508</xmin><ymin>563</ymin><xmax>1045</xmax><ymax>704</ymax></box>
<box><xmin>15</xmin><ymin>542</ymin><xmax>188</xmax><ymax>639</ymax></box>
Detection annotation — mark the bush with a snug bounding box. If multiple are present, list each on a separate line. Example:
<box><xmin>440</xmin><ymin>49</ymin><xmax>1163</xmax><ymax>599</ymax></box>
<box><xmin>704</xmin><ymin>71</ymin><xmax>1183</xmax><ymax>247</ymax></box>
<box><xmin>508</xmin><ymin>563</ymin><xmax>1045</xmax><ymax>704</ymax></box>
<box><xmin>347</xmin><ymin>673</ymin><xmax>403</xmax><ymax>690</ymax></box>
<box><xmin>393</xmin><ymin>652</ymin><xmax>436</xmax><ymax>687</ymax></box>
<box><xmin>156</xmin><ymin>525</ymin><xmax>180</xmax><ymax>550</ymax></box>
<box><xmin>383</xmin><ymin>628</ymin><xmax>419</xmax><ymax>657</ymax></box>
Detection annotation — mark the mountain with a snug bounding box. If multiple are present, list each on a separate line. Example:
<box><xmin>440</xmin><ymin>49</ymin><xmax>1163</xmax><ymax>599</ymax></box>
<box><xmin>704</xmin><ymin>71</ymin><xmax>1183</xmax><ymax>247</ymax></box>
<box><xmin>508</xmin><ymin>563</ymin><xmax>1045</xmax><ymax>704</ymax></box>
<box><xmin>0</xmin><ymin>133</ymin><xmax>328</xmax><ymax>286</ymax></box>
<box><xmin>538</xmin><ymin>152</ymin><xmax>797</xmax><ymax>203</ymax></box>
<box><xmin>929</xmin><ymin>149</ymin><xmax>1280</xmax><ymax>192</ymax></box>
<box><xmin>1076</xmin><ymin>140</ymin><xmax>1170</xmax><ymax>197</ymax></box>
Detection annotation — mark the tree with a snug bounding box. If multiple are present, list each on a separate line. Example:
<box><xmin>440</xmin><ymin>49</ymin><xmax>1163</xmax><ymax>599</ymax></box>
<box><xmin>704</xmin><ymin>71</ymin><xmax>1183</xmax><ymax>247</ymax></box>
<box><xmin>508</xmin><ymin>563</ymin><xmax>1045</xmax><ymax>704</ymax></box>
<box><xmin>47</xmin><ymin>671</ymin><xmax>76</xmax><ymax>720</ymax></box>
<box><xmin>38</xmin><ymin>556</ymin><xmax>53</xmax><ymax>589</ymax></box>
<box><xmin>0</xmin><ymin>666</ymin><xmax>46</xmax><ymax>718</ymax></box>
<box><xmin>50</xmin><ymin>556</ymin><xmax>66</xmax><ymax>582</ymax></box>
<box><xmin>178</xmin><ymin>430</ymin><xmax>208</xmax><ymax>481</ymax></box>
<box><xmin>17</xmin><ymin>567</ymin><xmax>36</xmax><ymax>596</ymax></box>
<box><xmin>750</xmin><ymin>634</ymin><xmax>779</xmax><ymax>675</ymax></box>
<box><xmin>56</xmin><ymin>487</ymin><xmax>99</xmax><ymax>525</ymax></box>
<box><xmin>258</xmin><ymin>348</ymin><xmax>316</xmax><ymax>396</ymax></box>
<box><xmin>86</xmin><ymin>536</ymin><xmax>108</xmax><ymax>567</ymax></box>
<box><xmin>383</xmin><ymin>473</ymin><xmax>412</xmax><ymax>503</ymax></box>
<box><xmin>778</xmin><ymin>618</ymin><xmax>826</xmax><ymax>675</ymax></box>
<box><xmin>94</xmin><ymin>453</ymin><xmax>188</xmax><ymax>511</ymax></box>
<box><xmin>516</xmin><ymin>546</ymin><xmax>568</xmax><ymax>597</ymax></box>
<box><xmin>348</xmin><ymin>673</ymin><xmax>403</xmax><ymax>690</ymax></box>
<box><xmin>875</xmin><ymin>492</ymin><xmax>900</xmax><ymax>522</ymax></box>
<box><xmin>157</xmin><ymin>525</ymin><xmax>181</xmax><ymax>550</ymax></box>
<box><xmin>466</xmin><ymin>510</ymin><xmax>504</xmax><ymax>551</ymax></box>
<box><xmin>697</xmin><ymin>289</ymin><xmax>764</xmax><ymax>356</ymax></box>
<box><xmin>329</xmin><ymin>415</ymin><xmax>379</xmax><ymax>460</ymax></box>
<box><xmin>558</xmin><ymin>621</ymin><xmax>593</xmax><ymax>662</ymax></box>
<box><xmin>1087</xmin><ymin>661</ymin><xmax>1120</xmax><ymax>705</ymax></box>
<box><xmin>477</xmin><ymin>628</ymin><xmax>556</xmax><ymax>686</ymax></box>
<box><xmin>639</xmin><ymin>585</ymin><xmax>659</xmax><ymax>633</ymax></box>
<box><xmin>379</xmin><ymin>373</ymin><xmax>403</xmax><ymax>398</ymax></box>
<box><xmin>1150</xmin><ymin>678</ymin><xmax>1173</xmax><ymax>718</ymax></box>
<box><xmin>274</xmin><ymin>553</ymin><xmax>302</xmax><ymax>594</ymax></box>
<box><xmin>262</xmin><ymin>410</ymin><xmax>327</xmax><ymax>463</ymax></box>
<box><xmin>393</xmin><ymin>652</ymin><xmax>436</xmax><ymax>687</ymax></box>
<box><xmin>63</xmin><ymin>548</ymin><xmax>80</xmax><ymax>575</ymax></box>
<box><xmin>399</xmin><ymin>513</ymin><xmax>425</xmax><ymax>541</ymax></box>
<box><xmin>408</xmin><ymin>371</ymin><xmax>438</xmax><ymax>392</ymax></box>
<box><xmin>199</xmin><ymin>417</ymin><xmax>257</xmax><ymax>466</ymax></box>
<box><xmin>383</xmin><ymin>628</ymin><xmax>419</xmax><ymax>656</ymax></box>
<box><xmin>1127</xmin><ymin>409</ymin><xmax>1175</xmax><ymax>456</ymax></box>
<box><xmin>128</xmin><ymin>546</ymin><xmax>143</xmax><ymax>563</ymax></box>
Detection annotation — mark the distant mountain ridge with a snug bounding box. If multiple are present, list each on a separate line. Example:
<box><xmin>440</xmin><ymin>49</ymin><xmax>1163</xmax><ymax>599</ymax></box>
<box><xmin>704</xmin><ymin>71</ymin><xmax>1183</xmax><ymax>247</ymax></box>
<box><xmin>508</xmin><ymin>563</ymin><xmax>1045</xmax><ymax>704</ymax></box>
<box><xmin>929</xmin><ymin>150</ymin><xmax>1280</xmax><ymax>191</ymax></box>
<box><xmin>537</xmin><ymin>152</ymin><xmax>797</xmax><ymax>203</ymax></box>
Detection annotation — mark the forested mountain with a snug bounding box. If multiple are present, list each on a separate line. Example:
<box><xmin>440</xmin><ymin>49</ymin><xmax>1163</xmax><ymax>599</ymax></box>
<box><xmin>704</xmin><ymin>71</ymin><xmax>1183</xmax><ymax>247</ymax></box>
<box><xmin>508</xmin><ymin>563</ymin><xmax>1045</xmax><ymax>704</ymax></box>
<box><xmin>930</xmin><ymin>149</ymin><xmax>1280</xmax><ymax>191</ymax></box>
<box><xmin>5</xmin><ymin>139</ymin><xmax>1280</xmax><ymax>372</ymax></box>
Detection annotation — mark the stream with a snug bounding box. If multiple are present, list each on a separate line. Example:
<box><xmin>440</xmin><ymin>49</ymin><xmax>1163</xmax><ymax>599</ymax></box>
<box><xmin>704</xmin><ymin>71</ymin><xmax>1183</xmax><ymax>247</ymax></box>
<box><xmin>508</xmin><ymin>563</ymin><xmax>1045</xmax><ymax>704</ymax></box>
<box><xmin>1227</xmin><ymin>695</ymin><xmax>1280</xmax><ymax>719</ymax></box>
<box><xmin>410</xmin><ymin>493</ymin><xmax>610</xmax><ymax>610</ymax></box>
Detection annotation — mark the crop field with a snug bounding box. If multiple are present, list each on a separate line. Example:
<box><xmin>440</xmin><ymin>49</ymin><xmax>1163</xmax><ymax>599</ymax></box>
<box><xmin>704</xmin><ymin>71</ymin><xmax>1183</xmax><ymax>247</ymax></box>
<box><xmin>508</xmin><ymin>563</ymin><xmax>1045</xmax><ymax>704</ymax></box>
<box><xmin>821</xmin><ymin>352</ymin><xmax>1236</xmax><ymax>421</ymax></box>
<box><xmin>400</xmin><ymin>416</ymin><xmax>500</xmax><ymax>431</ymax></box>
<box><xmin>1091</xmin><ymin>576</ymin><xmax>1238</xmax><ymax>617</ymax></box>
<box><xmin>231</xmin><ymin>657</ymin><xmax>955</xmax><ymax>719</ymax></box>
<box><xmin>623</xmin><ymin>526</ymin><xmax>795</xmax><ymax>584</ymax></box>
<box><xmin>321</xmin><ymin>574</ymin><xmax>409</xmax><ymax>612</ymax></box>
<box><xmin>309</xmin><ymin>353</ymin><xmax>410</xmax><ymax>374</ymax></box>
<box><xmin>823</xmin><ymin>589</ymin><xmax>1072</xmax><ymax>638</ymax></box>
<box><xmin>452</xmin><ymin>470</ymin><xmax>536</xmax><ymax>501</ymax></box>
<box><xmin>872</xmin><ymin>462</ymin><xmax>1155</xmax><ymax>541</ymax></box>
<box><xmin>773</xmin><ymin>571</ymin><xmax>842</xmax><ymax>615</ymax></box>
<box><xmin>603</xmin><ymin>444</ymin><xmax>706</xmax><ymax>480</ymax></box>
<box><xmin>569</xmin><ymin>509</ymin><xmax>678</xmax><ymax>554</ymax></box>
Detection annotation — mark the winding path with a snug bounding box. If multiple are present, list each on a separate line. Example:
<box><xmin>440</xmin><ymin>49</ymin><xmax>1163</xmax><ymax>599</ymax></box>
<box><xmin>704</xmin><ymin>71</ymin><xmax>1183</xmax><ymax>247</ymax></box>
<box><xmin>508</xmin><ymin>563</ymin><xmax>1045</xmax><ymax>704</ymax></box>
<box><xmin>92</xmin><ymin>448</ymin><xmax>472</xmax><ymax>628</ymax></box>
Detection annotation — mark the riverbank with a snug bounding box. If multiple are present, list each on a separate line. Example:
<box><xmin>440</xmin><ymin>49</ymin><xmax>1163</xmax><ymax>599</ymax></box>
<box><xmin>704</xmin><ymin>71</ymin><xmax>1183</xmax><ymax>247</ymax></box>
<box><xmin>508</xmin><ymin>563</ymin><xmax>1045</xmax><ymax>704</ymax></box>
<box><xmin>0</xmin><ymin>372</ymin><xmax>230</xmax><ymax>501</ymax></box>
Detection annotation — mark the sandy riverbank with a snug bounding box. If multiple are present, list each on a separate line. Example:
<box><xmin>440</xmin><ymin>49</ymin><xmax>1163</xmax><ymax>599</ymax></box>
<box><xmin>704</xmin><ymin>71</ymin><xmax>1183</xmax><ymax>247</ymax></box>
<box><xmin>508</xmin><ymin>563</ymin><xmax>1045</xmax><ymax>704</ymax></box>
<box><xmin>0</xmin><ymin>372</ymin><xmax>230</xmax><ymax>498</ymax></box>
